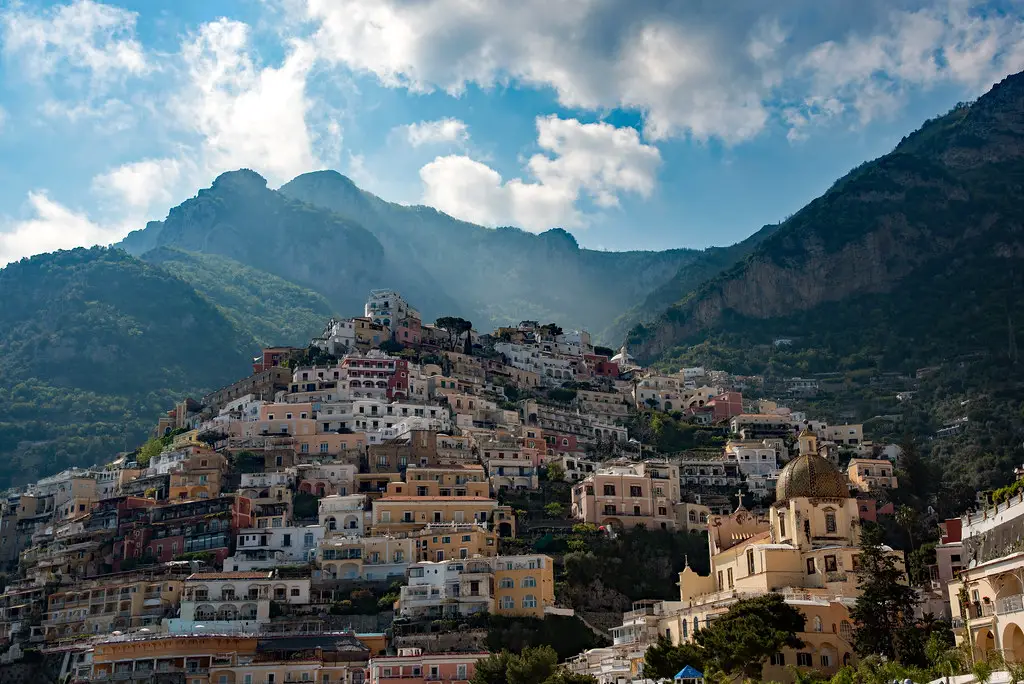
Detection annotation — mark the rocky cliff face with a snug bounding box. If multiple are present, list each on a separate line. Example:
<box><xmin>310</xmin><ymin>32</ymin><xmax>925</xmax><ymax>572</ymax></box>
<box><xmin>630</xmin><ymin>71</ymin><xmax>1024</xmax><ymax>363</ymax></box>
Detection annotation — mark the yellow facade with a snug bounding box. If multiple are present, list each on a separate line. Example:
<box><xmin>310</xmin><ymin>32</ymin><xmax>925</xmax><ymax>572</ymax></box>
<box><xmin>411</xmin><ymin>524</ymin><xmax>498</xmax><ymax>562</ymax></box>
<box><xmin>92</xmin><ymin>634</ymin><xmax>257</xmax><ymax>681</ymax></box>
<box><xmin>45</xmin><ymin>571</ymin><xmax>183</xmax><ymax>641</ymax></box>
<box><xmin>169</xmin><ymin>449</ymin><xmax>228</xmax><ymax>501</ymax></box>
<box><xmin>607</xmin><ymin>435</ymin><xmax>907</xmax><ymax>683</ymax></box>
<box><xmin>494</xmin><ymin>554</ymin><xmax>556</xmax><ymax>618</ymax></box>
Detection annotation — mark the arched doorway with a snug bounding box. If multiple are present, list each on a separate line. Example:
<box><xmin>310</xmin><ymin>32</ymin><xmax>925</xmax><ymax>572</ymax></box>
<box><xmin>1005</xmin><ymin>623</ymin><xmax>1024</xmax><ymax>663</ymax></box>
<box><xmin>976</xmin><ymin>627</ymin><xmax>997</xmax><ymax>662</ymax></box>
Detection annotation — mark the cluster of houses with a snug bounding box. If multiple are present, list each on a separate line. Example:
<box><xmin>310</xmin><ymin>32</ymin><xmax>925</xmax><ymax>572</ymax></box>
<box><xmin>0</xmin><ymin>289</ymin><xmax>922</xmax><ymax>683</ymax></box>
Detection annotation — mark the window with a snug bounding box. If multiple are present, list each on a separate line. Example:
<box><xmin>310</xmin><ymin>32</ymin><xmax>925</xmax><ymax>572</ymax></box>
<box><xmin>825</xmin><ymin>511</ymin><xmax>837</xmax><ymax>534</ymax></box>
<box><xmin>747</xmin><ymin>549</ymin><xmax>755</xmax><ymax>574</ymax></box>
<box><xmin>727</xmin><ymin>568</ymin><xmax>734</xmax><ymax>588</ymax></box>
<box><xmin>850</xmin><ymin>554</ymin><xmax>860</xmax><ymax>572</ymax></box>
<box><xmin>814</xmin><ymin>616</ymin><xmax>822</xmax><ymax>632</ymax></box>
<box><xmin>603</xmin><ymin>505</ymin><xmax>616</xmax><ymax>515</ymax></box>
<box><xmin>457</xmin><ymin>664</ymin><xmax>468</xmax><ymax>680</ymax></box>
<box><xmin>219</xmin><ymin>676</ymin><xmax>229</xmax><ymax>684</ymax></box>
<box><xmin>770</xmin><ymin>653</ymin><xmax>785</xmax><ymax>666</ymax></box>
<box><xmin>244</xmin><ymin>676</ymin><xmax>253</xmax><ymax>684</ymax></box>
<box><xmin>500</xmin><ymin>578</ymin><xmax>514</xmax><ymax>588</ymax></box>
<box><xmin>821</xmin><ymin>654</ymin><xmax>831</xmax><ymax>667</ymax></box>
<box><xmin>603</xmin><ymin>484</ymin><xmax>616</xmax><ymax>496</ymax></box>
<box><xmin>501</xmin><ymin>596</ymin><xmax>515</xmax><ymax>610</ymax></box>
<box><xmin>797</xmin><ymin>653</ymin><xmax>813</xmax><ymax>667</ymax></box>
<box><xmin>301</xmin><ymin>443</ymin><xmax>310</xmax><ymax>454</ymax></box>
<box><xmin>717</xmin><ymin>570</ymin><xmax>723</xmax><ymax>588</ymax></box>
<box><xmin>291</xmin><ymin>587</ymin><xmax>300</xmax><ymax>597</ymax></box>
<box><xmin>840</xmin><ymin>620</ymin><xmax>852</xmax><ymax>639</ymax></box>
<box><xmin>824</xmin><ymin>555</ymin><xmax>838</xmax><ymax>573</ymax></box>
<box><xmin>806</xmin><ymin>558</ymin><xmax>816</xmax><ymax>575</ymax></box>
<box><xmin>630</xmin><ymin>485</ymin><xmax>642</xmax><ymax>497</ymax></box>
<box><xmin>779</xmin><ymin>515</ymin><xmax>786</xmax><ymax>537</ymax></box>
<box><xmin>283</xmin><ymin>534</ymin><xmax>292</xmax><ymax>547</ymax></box>
<box><xmin>320</xmin><ymin>443</ymin><xmax>329</xmax><ymax>453</ymax></box>
<box><xmin>522</xmin><ymin>576</ymin><xmax>537</xmax><ymax>588</ymax></box>
<box><xmin>304</xmin><ymin>532</ymin><xmax>315</xmax><ymax>547</ymax></box>
<box><xmin>522</xmin><ymin>595</ymin><xmax>537</xmax><ymax>608</ymax></box>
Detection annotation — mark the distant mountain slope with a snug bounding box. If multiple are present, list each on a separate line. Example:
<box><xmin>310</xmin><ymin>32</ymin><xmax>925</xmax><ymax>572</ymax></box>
<box><xmin>0</xmin><ymin>247</ymin><xmax>254</xmax><ymax>487</ymax></box>
<box><xmin>143</xmin><ymin>247</ymin><xmax>336</xmax><ymax>347</ymax></box>
<box><xmin>120</xmin><ymin>169</ymin><xmax>390</xmax><ymax>318</ymax></box>
<box><xmin>278</xmin><ymin>171</ymin><xmax>737</xmax><ymax>340</ymax></box>
<box><xmin>629</xmin><ymin>70</ymin><xmax>1024</xmax><ymax>368</ymax></box>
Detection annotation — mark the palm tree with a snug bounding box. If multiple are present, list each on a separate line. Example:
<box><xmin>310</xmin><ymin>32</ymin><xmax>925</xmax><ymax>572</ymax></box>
<box><xmin>896</xmin><ymin>505</ymin><xmax>918</xmax><ymax>552</ymax></box>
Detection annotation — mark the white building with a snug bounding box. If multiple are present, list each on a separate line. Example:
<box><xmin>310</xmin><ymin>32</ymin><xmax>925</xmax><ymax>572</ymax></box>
<box><xmin>320</xmin><ymin>494</ymin><xmax>368</xmax><ymax>536</ymax></box>
<box><xmin>365</xmin><ymin>290</ymin><xmax>419</xmax><ymax>327</ymax></box>
<box><xmin>224</xmin><ymin>525</ymin><xmax>324</xmax><ymax>571</ymax></box>
<box><xmin>170</xmin><ymin>571</ymin><xmax>311</xmax><ymax>633</ymax></box>
<box><xmin>314</xmin><ymin>317</ymin><xmax>357</xmax><ymax>356</ymax></box>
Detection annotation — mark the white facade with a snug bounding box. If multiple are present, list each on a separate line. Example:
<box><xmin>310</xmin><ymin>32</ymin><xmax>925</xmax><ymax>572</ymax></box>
<box><xmin>365</xmin><ymin>290</ymin><xmax>419</xmax><ymax>327</ymax></box>
<box><xmin>176</xmin><ymin>572</ymin><xmax>310</xmax><ymax>631</ymax></box>
<box><xmin>225</xmin><ymin>525</ymin><xmax>324</xmax><ymax>571</ymax></box>
<box><xmin>320</xmin><ymin>494</ymin><xmax>368</xmax><ymax>536</ymax></box>
<box><xmin>315</xmin><ymin>317</ymin><xmax>357</xmax><ymax>356</ymax></box>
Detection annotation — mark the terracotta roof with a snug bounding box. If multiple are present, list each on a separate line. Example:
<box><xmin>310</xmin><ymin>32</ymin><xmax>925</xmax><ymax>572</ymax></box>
<box><xmin>186</xmin><ymin>571</ymin><xmax>273</xmax><ymax>580</ymax></box>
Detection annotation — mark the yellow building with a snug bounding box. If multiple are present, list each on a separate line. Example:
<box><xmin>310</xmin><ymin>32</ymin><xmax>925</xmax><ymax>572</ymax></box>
<box><xmin>846</xmin><ymin>458</ymin><xmax>898</xmax><ymax>492</ymax></box>
<box><xmin>370</xmin><ymin>480</ymin><xmax>514</xmax><ymax>537</ymax></box>
<box><xmin>43</xmin><ymin>568</ymin><xmax>184</xmax><ymax>641</ymax></box>
<box><xmin>410</xmin><ymin>522</ymin><xmax>498</xmax><ymax>562</ymax></box>
<box><xmin>92</xmin><ymin>634</ymin><xmax>257</xmax><ymax>681</ymax></box>
<box><xmin>169</xmin><ymin>448</ymin><xmax>228</xmax><ymax>501</ymax></box>
<box><xmin>603</xmin><ymin>431</ymin><xmax>902</xmax><ymax>683</ymax></box>
<box><xmin>494</xmin><ymin>554</ymin><xmax>556</xmax><ymax>618</ymax></box>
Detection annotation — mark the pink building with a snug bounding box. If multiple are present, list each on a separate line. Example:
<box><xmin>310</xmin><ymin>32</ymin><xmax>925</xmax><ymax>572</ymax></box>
<box><xmin>571</xmin><ymin>461</ymin><xmax>681</xmax><ymax>532</ymax></box>
<box><xmin>369</xmin><ymin>648</ymin><xmax>487</xmax><ymax>684</ymax></box>
<box><xmin>394</xmin><ymin>317</ymin><xmax>422</xmax><ymax>346</ymax></box>
<box><xmin>707</xmin><ymin>391</ymin><xmax>744</xmax><ymax>422</ymax></box>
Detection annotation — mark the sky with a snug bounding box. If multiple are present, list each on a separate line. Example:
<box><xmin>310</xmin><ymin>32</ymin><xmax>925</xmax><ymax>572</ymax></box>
<box><xmin>0</xmin><ymin>0</ymin><xmax>1022</xmax><ymax>264</ymax></box>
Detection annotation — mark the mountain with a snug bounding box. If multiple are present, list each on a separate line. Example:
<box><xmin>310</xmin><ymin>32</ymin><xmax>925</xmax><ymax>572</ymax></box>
<box><xmin>278</xmin><ymin>171</ymin><xmax>752</xmax><ymax>340</ymax></box>
<box><xmin>628</xmin><ymin>71</ymin><xmax>1024</xmax><ymax>370</ymax></box>
<box><xmin>119</xmin><ymin>169</ymin><xmax>389</xmax><ymax>318</ymax></box>
<box><xmin>142</xmin><ymin>247</ymin><xmax>336</xmax><ymax>347</ymax></box>
<box><xmin>0</xmin><ymin>247</ymin><xmax>255</xmax><ymax>488</ymax></box>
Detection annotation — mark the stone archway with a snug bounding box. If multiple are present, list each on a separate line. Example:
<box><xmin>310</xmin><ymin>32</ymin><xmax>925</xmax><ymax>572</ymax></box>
<box><xmin>1005</xmin><ymin>623</ymin><xmax>1024</xmax><ymax>663</ymax></box>
<box><xmin>976</xmin><ymin>627</ymin><xmax>997</xmax><ymax>662</ymax></box>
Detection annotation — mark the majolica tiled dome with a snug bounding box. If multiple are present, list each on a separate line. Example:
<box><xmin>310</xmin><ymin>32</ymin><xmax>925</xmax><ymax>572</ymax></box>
<box><xmin>776</xmin><ymin>453</ymin><xmax>849</xmax><ymax>501</ymax></box>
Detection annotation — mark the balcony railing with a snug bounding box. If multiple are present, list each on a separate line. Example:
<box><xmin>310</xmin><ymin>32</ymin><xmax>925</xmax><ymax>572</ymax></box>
<box><xmin>997</xmin><ymin>595</ymin><xmax>1024</xmax><ymax>615</ymax></box>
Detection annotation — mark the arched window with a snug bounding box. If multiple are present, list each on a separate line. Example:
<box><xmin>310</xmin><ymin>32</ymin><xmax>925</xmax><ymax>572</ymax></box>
<box><xmin>693</xmin><ymin>616</ymin><xmax>699</xmax><ymax>634</ymax></box>
<box><xmin>327</xmin><ymin>516</ymin><xmax>337</xmax><ymax>531</ymax></box>
<box><xmin>682</xmin><ymin>619</ymin><xmax>688</xmax><ymax>638</ymax></box>
<box><xmin>840</xmin><ymin>620</ymin><xmax>852</xmax><ymax>640</ymax></box>
<box><xmin>499</xmin><ymin>578</ymin><xmax>514</xmax><ymax>589</ymax></box>
<box><xmin>522</xmin><ymin>595</ymin><xmax>537</xmax><ymax>608</ymax></box>
<box><xmin>500</xmin><ymin>596</ymin><xmax>515</xmax><ymax>610</ymax></box>
<box><xmin>521</xmin><ymin>576</ymin><xmax>537</xmax><ymax>588</ymax></box>
<box><xmin>824</xmin><ymin>510</ymin><xmax>837</xmax><ymax>534</ymax></box>
<box><xmin>814</xmin><ymin>616</ymin><xmax>822</xmax><ymax>632</ymax></box>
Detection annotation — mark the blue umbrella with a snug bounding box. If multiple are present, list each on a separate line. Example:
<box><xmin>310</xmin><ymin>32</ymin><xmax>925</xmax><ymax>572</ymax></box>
<box><xmin>674</xmin><ymin>665</ymin><xmax>704</xmax><ymax>680</ymax></box>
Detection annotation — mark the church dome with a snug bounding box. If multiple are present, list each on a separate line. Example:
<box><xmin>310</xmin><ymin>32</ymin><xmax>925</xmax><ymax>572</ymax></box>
<box><xmin>775</xmin><ymin>453</ymin><xmax>849</xmax><ymax>501</ymax></box>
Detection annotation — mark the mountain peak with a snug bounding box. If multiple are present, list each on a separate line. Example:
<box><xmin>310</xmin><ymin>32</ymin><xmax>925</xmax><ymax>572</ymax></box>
<box><xmin>211</xmin><ymin>169</ymin><xmax>268</xmax><ymax>192</ymax></box>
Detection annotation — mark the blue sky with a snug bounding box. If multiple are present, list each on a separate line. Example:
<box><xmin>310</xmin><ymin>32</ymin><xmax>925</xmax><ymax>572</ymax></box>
<box><xmin>0</xmin><ymin>0</ymin><xmax>1022</xmax><ymax>262</ymax></box>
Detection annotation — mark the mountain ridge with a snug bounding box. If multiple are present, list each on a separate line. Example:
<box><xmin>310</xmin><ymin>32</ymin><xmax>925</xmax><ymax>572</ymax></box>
<box><xmin>628</xmin><ymin>70</ymin><xmax>1024</xmax><ymax>367</ymax></box>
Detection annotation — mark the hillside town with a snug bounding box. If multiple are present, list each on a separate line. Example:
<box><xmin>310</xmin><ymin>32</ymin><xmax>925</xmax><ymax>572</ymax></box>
<box><xmin>0</xmin><ymin>289</ymin><xmax>1006</xmax><ymax>683</ymax></box>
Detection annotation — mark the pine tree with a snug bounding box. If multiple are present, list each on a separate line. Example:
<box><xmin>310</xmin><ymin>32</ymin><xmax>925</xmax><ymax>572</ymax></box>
<box><xmin>850</xmin><ymin>523</ymin><xmax>919</xmax><ymax>661</ymax></box>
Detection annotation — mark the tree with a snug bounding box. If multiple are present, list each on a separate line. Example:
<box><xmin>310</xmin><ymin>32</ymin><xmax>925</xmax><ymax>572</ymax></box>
<box><xmin>694</xmin><ymin>594</ymin><xmax>805</xmax><ymax>680</ymax></box>
<box><xmin>850</xmin><ymin>523</ymin><xmax>919</xmax><ymax>662</ymax></box>
<box><xmin>471</xmin><ymin>646</ymin><xmax>561</xmax><ymax>684</ymax></box>
<box><xmin>545</xmin><ymin>462</ymin><xmax>566</xmax><ymax>482</ymax></box>
<box><xmin>135</xmin><ymin>436</ymin><xmax>165</xmax><ymax>467</ymax></box>
<box><xmin>436</xmin><ymin>316</ymin><xmax>472</xmax><ymax>351</ymax></box>
<box><xmin>896</xmin><ymin>505</ymin><xmax>919</xmax><ymax>553</ymax></box>
<box><xmin>643</xmin><ymin>635</ymin><xmax>706</xmax><ymax>681</ymax></box>
<box><xmin>544</xmin><ymin>502</ymin><xmax>565</xmax><ymax>518</ymax></box>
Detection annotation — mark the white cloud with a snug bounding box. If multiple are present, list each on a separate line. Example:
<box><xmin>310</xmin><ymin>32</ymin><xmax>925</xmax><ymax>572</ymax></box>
<box><xmin>0</xmin><ymin>192</ymin><xmax>123</xmax><ymax>266</ymax></box>
<box><xmin>400</xmin><ymin>118</ymin><xmax>469</xmax><ymax>147</ymax></box>
<box><xmin>92</xmin><ymin>158</ymin><xmax>186</xmax><ymax>212</ymax></box>
<box><xmin>0</xmin><ymin>0</ymin><xmax>147</xmax><ymax>84</ymax></box>
<box><xmin>419</xmin><ymin>116</ymin><xmax>660</xmax><ymax>231</ymax></box>
<box><xmin>304</xmin><ymin>0</ymin><xmax>1024</xmax><ymax>144</ymax></box>
<box><xmin>177</xmin><ymin>18</ymin><xmax>324</xmax><ymax>184</ymax></box>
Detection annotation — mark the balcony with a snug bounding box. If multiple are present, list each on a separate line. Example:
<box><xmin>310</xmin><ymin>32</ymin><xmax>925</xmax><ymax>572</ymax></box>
<box><xmin>997</xmin><ymin>595</ymin><xmax>1024</xmax><ymax>615</ymax></box>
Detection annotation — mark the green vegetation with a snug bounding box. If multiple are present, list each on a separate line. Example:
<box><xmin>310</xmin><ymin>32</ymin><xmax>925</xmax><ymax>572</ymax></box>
<box><xmin>471</xmin><ymin>645</ymin><xmax>597</xmax><ymax>684</ymax></box>
<box><xmin>851</xmin><ymin>523</ymin><xmax>926</xmax><ymax>664</ymax></box>
<box><xmin>485</xmin><ymin>615</ymin><xmax>608</xmax><ymax>661</ymax></box>
<box><xmin>641</xmin><ymin>594</ymin><xmax>804</xmax><ymax>681</ymax></box>
<box><xmin>0</xmin><ymin>247</ymin><xmax>254</xmax><ymax>489</ymax></box>
<box><xmin>144</xmin><ymin>247</ymin><xmax>336</xmax><ymax>347</ymax></box>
